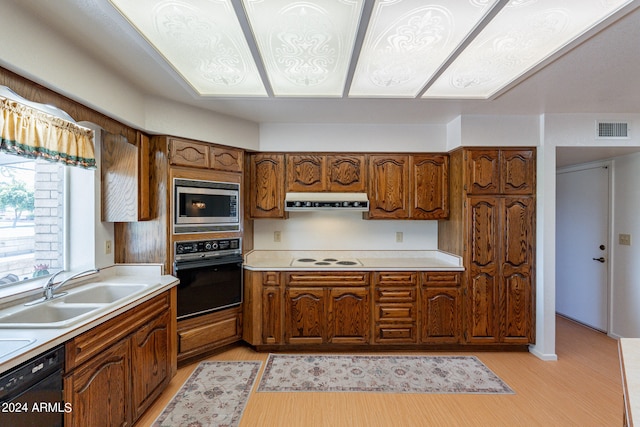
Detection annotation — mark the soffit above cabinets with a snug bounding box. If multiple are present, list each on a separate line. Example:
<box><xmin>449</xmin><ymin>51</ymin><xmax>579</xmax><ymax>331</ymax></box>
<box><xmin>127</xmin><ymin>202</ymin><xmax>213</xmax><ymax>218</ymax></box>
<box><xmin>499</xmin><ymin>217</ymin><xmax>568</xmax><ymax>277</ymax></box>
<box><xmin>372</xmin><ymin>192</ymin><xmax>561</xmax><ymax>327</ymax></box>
<box><xmin>107</xmin><ymin>0</ymin><xmax>635</xmax><ymax>100</ymax></box>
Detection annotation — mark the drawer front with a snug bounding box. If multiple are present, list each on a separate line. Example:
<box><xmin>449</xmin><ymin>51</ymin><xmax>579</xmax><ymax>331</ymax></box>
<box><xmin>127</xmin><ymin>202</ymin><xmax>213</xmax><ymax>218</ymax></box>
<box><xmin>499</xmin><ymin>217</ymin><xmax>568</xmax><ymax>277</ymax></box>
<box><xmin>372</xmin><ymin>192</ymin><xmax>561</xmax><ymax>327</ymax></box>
<box><xmin>286</xmin><ymin>272</ymin><xmax>369</xmax><ymax>287</ymax></box>
<box><xmin>374</xmin><ymin>272</ymin><xmax>417</xmax><ymax>287</ymax></box>
<box><xmin>421</xmin><ymin>272</ymin><xmax>461</xmax><ymax>288</ymax></box>
<box><xmin>374</xmin><ymin>325</ymin><xmax>417</xmax><ymax>343</ymax></box>
<box><xmin>375</xmin><ymin>303</ymin><xmax>416</xmax><ymax>323</ymax></box>
<box><xmin>179</xmin><ymin>316</ymin><xmax>240</xmax><ymax>353</ymax></box>
<box><xmin>375</xmin><ymin>288</ymin><xmax>416</xmax><ymax>302</ymax></box>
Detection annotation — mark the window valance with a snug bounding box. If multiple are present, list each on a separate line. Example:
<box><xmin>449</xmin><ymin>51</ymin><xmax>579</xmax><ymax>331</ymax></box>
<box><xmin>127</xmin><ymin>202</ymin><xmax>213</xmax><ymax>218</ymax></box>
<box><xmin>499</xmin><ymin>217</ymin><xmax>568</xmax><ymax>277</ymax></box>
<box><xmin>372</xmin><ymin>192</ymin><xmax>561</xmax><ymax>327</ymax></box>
<box><xmin>0</xmin><ymin>86</ymin><xmax>95</xmax><ymax>169</ymax></box>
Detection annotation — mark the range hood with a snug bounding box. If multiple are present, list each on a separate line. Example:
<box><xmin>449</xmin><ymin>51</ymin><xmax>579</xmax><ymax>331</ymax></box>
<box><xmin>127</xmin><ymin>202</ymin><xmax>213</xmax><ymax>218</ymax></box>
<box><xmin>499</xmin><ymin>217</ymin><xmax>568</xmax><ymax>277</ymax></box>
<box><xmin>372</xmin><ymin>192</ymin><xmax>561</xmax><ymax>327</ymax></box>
<box><xmin>285</xmin><ymin>192</ymin><xmax>369</xmax><ymax>212</ymax></box>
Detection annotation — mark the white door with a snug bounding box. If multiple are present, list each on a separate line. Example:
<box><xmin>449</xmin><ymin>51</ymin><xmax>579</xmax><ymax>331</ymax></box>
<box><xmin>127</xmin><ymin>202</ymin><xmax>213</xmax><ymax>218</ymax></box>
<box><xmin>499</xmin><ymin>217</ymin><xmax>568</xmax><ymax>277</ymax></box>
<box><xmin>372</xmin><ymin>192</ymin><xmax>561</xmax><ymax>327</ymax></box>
<box><xmin>556</xmin><ymin>164</ymin><xmax>609</xmax><ymax>332</ymax></box>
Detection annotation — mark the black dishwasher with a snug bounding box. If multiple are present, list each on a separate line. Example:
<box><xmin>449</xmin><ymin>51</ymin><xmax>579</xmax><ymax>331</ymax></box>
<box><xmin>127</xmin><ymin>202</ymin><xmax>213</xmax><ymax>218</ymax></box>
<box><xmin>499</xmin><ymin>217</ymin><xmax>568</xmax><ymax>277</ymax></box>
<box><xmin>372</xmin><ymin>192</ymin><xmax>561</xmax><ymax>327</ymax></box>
<box><xmin>0</xmin><ymin>345</ymin><xmax>65</xmax><ymax>427</ymax></box>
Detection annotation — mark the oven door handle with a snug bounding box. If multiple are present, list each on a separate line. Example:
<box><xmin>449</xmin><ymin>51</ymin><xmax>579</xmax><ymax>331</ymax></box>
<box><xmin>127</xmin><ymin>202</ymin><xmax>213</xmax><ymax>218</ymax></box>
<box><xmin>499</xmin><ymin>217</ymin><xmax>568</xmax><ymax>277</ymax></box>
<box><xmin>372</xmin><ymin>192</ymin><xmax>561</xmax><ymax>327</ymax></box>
<box><xmin>174</xmin><ymin>255</ymin><xmax>243</xmax><ymax>271</ymax></box>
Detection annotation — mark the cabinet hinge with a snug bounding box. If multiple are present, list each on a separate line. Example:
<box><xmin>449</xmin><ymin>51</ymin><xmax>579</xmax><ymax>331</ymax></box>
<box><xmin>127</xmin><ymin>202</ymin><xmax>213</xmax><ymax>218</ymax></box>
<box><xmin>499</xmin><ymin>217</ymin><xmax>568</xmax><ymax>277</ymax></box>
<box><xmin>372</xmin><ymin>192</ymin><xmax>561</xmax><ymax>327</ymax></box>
<box><xmin>463</xmin><ymin>184</ymin><xmax>467</xmax><ymax>191</ymax></box>
<box><xmin>464</xmin><ymin>331</ymin><xmax>468</xmax><ymax>341</ymax></box>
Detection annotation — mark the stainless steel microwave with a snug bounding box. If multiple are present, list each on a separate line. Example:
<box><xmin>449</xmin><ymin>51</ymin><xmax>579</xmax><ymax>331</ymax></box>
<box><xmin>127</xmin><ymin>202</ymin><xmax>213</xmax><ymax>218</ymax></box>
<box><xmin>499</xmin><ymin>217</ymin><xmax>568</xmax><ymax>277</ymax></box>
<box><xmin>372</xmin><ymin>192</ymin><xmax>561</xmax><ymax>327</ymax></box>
<box><xmin>174</xmin><ymin>178</ymin><xmax>240</xmax><ymax>233</ymax></box>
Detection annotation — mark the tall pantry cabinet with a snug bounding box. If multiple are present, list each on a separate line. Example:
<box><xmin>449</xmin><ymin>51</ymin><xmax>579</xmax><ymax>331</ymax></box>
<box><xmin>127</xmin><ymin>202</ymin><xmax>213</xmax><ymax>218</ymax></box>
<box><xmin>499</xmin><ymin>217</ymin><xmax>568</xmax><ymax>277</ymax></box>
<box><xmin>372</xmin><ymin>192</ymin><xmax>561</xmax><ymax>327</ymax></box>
<box><xmin>438</xmin><ymin>148</ymin><xmax>536</xmax><ymax>345</ymax></box>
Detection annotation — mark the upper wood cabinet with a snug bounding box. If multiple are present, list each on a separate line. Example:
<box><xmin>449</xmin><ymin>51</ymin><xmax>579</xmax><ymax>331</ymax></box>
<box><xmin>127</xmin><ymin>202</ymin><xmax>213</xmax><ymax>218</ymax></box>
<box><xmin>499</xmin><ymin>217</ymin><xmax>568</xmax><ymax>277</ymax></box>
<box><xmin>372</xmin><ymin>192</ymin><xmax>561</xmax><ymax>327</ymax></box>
<box><xmin>466</xmin><ymin>149</ymin><xmax>534</xmax><ymax>195</ymax></box>
<box><xmin>169</xmin><ymin>138</ymin><xmax>243</xmax><ymax>173</ymax></box>
<box><xmin>101</xmin><ymin>130</ymin><xmax>151</xmax><ymax>222</ymax></box>
<box><xmin>248</xmin><ymin>153</ymin><xmax>286</xmax><ymax>219</ymax></box>
<box><xmin>368</xmin><ymin>155</ymin><xmax>410</xmax><ymax>219</ymax></box>
<box><xmin>285</xmin><ymin>154</ymin><xmax>366</xmax><ymax>192</ymax></box>
<box><xmin>368</xmin><ymin>154</ymin><xmax>449</xmax><ymax>219</ymax></box>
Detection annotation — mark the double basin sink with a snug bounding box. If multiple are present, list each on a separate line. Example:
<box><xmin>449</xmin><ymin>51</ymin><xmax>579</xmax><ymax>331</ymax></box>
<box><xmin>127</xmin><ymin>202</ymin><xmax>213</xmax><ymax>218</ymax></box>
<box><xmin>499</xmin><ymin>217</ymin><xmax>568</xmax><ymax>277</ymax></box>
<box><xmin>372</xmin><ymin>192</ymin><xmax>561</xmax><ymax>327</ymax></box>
<box><xmin>0</xmin><ymin>282</ymin><xmax>151</xmax><ymax>329</ymax></box>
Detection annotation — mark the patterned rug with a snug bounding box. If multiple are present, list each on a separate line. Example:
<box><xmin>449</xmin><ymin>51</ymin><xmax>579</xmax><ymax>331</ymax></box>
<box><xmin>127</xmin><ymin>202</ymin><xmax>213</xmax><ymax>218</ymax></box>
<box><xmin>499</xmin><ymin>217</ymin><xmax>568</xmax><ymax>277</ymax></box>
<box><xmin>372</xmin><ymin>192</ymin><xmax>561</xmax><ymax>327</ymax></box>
<box><xmin>152</xmin><ymin>361</ymin><xmax>261</xmax><ymax>427</ymax></box>
<box><xmin>257</xmin><ymin>354</ymin><xmax>513</xmax><ymax>394</ymax></box>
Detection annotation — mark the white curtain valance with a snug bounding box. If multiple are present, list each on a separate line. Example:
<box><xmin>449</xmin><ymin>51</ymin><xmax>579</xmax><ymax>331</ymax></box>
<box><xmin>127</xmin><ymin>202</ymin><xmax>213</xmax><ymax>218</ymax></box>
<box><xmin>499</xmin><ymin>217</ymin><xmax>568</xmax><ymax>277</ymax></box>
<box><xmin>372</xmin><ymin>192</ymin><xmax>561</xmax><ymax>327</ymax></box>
<box><xmin>0</xmin><ymin>86</ymin><xmax>95</xmax><ymax>169</ymax></box>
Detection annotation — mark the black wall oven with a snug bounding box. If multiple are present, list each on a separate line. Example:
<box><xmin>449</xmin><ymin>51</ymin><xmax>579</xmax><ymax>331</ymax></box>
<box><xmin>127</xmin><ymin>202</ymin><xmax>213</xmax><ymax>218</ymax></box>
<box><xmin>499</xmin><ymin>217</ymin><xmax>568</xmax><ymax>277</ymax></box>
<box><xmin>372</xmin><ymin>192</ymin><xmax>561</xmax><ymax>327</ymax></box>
<box><xmin>173</xmin><ymin>238</ymin><xmax>242</xmax><ymax>320</ymax></box>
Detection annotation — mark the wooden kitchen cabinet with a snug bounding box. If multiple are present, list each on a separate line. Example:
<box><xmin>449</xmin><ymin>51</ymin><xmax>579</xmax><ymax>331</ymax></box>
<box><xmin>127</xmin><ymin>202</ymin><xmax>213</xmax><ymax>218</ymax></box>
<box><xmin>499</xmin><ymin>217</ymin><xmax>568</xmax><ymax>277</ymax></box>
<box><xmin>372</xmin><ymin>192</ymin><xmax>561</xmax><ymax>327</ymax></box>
<box><xmin>368</xmin><ymin>155</ymin><xmax>410</xmax><ymax>219</ymax></box>
<box><xmin>101</xmin><ymin>130</ymin><xmax>151</xmax><ymax>222</ymax></box>
<box><xmin>466</xmin><ymin>149</ymin><xmax>534</xmax><ymax>195</ymax></box>
<box><xmin>284</xmin><ymin>272</ymin><xmax>370</xmax><ymax>345</ymax></box>
<box><xmin>169</xmin><ymin>138</ymin><xmax>244</xmax><ymax>173</ymax></box>
<box><xmin>248</xmin><ymin>153</ymin><xmax>286</xmax><ymax>218</ymax></box>
<box><xmin>439</xmin><ymin>147</ymin><xmax>535</xmax><ymax>346</ymax></box>
<box><xmin>285</xmin><ymin>154</ymin><xmax>366</xmax><ymax>192</ymax></box>
<box><xmin>421</xmin><ymin>272</ymin><xmax>462</xmax><ymax>343</ymax></box>
<box><xmin>411</xmin><ymin>154</ymin><xmax>449</xmax><ymax>219</ymax></box>
<box><xmin>64</xmin><ymin>290</ymin><xmax>176</xmax><ymax>427</ymax></box>
<box><xmin>373</xmin><ymin>272</ymin><xmax>418</xmax><ymax>344</ymax></box>
<box><xmin>367</xmin><ymin>154</ymin><xmax>449</xmax><ymax>219</ymax></box>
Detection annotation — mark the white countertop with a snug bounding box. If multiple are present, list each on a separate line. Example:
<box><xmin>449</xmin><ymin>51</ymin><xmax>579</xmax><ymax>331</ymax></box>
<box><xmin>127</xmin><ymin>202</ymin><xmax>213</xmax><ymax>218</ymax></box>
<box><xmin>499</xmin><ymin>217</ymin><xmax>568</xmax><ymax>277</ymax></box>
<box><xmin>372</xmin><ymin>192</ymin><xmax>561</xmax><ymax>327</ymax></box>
<box><xmin>244</xmin><ymin>250</ymin><xmax>464</xmax><ymax>271</ymax></box>
<box><xmin>0</xmin><ymin>264</ymin><xmax>179</xmax><ymax>373</ymax></box>
<box><xmin>620</xmin><ymin>338</ymin><xmax>640</xmax><ymax>426</ymax></box>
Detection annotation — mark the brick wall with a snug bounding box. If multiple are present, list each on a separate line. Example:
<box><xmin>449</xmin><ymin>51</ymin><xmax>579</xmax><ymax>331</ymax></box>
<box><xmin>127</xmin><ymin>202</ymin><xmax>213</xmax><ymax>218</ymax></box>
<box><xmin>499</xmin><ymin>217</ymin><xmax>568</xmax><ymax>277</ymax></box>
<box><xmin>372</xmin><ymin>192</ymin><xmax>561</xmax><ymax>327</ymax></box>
<box><xmin>33</xmin><ymin>161</ymin><xmax>64</xmax><ymax>273</ymax></box>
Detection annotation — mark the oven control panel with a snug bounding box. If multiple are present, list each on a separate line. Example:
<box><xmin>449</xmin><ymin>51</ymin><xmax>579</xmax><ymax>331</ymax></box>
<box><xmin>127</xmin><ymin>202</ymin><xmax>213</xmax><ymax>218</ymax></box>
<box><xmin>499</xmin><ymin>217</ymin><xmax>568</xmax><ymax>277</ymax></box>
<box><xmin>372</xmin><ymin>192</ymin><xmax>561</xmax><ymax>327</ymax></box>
<box><xmin>175</xmin><ymin>238</ymin><xmax>241</xmax><ymax>258</ymax></box>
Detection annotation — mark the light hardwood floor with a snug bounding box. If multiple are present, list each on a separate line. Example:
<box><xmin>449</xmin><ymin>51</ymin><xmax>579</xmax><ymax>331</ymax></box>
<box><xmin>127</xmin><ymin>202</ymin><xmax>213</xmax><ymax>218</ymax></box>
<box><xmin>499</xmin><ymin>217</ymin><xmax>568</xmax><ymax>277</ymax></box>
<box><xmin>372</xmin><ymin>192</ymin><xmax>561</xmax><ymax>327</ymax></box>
<box><xmin>137</xmin><ymin>316</ymin><xmax>622</xmax><ymax>426</ymax></box>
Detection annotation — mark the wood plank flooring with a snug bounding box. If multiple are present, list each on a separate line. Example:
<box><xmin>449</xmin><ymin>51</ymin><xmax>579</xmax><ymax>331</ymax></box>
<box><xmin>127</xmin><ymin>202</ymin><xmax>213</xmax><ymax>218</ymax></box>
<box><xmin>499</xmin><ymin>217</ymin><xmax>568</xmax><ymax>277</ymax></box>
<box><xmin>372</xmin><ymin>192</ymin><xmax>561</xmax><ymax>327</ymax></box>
<box><xmin>136</xmin><ymin>316</ymin><xmax>622</xmax><ymax>426</ymax></box>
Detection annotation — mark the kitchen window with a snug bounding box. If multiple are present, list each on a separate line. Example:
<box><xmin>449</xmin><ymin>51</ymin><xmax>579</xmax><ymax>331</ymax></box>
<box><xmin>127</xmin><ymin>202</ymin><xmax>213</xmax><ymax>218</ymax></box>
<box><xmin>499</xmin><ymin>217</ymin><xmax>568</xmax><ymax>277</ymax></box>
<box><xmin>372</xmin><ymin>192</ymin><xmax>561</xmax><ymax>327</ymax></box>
<box><xmin>0</xmin><ymin>152</ymin><xmax>67</xmax><ymax>287</ymax></box>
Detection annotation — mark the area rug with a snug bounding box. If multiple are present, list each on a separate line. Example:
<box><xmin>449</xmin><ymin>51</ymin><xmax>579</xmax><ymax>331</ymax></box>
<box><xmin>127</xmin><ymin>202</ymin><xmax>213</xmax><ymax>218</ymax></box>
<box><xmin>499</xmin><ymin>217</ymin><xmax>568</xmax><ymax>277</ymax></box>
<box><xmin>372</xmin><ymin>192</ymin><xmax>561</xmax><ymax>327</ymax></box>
<box><xmin>257</xmin><ymin>354</ymin><xmax>513</xmax><ymax>394</ymax></box>
<box><xmin>152</xmin><ymin>361</ymin><xmax>261</xmax><ymax>427</ymax></box>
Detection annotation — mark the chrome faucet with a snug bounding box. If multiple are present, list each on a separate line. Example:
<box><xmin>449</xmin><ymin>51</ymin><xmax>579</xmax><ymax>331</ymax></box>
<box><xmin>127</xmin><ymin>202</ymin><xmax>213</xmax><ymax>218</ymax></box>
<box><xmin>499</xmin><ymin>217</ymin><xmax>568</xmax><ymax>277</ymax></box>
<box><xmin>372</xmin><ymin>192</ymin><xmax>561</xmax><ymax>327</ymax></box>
<box><xmin>26</xmin><ymin>269</ymin><xmax>99</xmax><ymax>306</ymax></box>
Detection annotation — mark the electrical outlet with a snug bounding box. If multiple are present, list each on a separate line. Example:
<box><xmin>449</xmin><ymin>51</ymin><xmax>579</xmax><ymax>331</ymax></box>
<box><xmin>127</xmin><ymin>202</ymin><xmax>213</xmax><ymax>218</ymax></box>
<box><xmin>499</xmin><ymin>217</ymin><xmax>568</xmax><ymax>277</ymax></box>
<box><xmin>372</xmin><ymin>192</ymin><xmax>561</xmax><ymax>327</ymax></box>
<box><xmin>619</xmin><ymin>233</ymin><xmax>632</xmax><ymax>246</ymax></box>
<box><xmin>105</xmin><ymin>240</ymin><xmax>112</xmax><ymax>254</ymax></box>
<box><xmin>274</xmin><ymin>231</ymin><xmax>281</xmax><ymax>242</ymax></box>
<box><xmin>396</xmin><ymin>232</ymin><xmax>403</xmax><ymax>243</ymax></box>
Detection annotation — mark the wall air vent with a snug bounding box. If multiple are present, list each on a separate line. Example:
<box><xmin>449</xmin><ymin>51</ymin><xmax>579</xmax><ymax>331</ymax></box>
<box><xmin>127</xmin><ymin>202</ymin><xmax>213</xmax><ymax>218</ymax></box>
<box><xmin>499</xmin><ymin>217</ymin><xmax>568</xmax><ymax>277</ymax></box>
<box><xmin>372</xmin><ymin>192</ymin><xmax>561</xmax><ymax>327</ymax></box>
<box><xmin>597</xmin><ymin>121</ymin><xmax>630</xmax><ymax>139</ymax></box>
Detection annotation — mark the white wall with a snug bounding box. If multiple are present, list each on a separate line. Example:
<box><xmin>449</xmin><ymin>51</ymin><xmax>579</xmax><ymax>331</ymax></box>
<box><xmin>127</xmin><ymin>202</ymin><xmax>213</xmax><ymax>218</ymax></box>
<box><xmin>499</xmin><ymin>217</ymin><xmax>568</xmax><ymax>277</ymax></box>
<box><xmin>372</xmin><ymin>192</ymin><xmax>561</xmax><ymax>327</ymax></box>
<box><xmin>259</xmin><ymin>123</ymin><xmax>447</xmax><ymax>152</ymax></box>
<box><xmin>611</xmin><ymin>152</ymin><xmax>640</xmax><ymax>338</ymax></box>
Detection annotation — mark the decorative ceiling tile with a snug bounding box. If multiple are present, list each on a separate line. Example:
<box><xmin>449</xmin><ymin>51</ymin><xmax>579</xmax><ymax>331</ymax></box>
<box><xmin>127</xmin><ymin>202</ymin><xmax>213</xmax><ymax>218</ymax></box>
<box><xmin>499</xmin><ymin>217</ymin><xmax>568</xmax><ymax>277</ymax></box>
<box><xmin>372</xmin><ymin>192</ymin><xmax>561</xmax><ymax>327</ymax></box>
<box><xmin>109</xmin><ymin>0</ymin><xmax>267</xmax><ymax>96</ymax></box>
<box><xmin>424</xmin><ymin>0</ymin><xmax>633</xmax><ymax>99</ymax></box>
<box><xmin>242</xmin><ymin>0</ymin><xmax>364</xmax><ymax>97</ymax></box>
<box><xmin>349</xmin><ymin>0</ymin><xmax>500</xmax><ymax>98</ymax></box>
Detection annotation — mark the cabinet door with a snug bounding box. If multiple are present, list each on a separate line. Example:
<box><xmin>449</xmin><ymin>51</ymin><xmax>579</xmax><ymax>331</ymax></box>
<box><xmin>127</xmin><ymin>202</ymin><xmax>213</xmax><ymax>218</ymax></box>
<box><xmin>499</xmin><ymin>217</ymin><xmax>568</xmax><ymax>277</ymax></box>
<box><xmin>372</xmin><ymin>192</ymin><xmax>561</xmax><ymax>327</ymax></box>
<box><xmin>286</xmin><ymin>155</ymin><xmax>326</xmax><ymax>192</ymax></box>
<box><xmin>421</xmin><ymin>288</ymin><xmax>461</xmax><ymax>343</ymax></box>
<box><xmin>328</xmin><ymin>287</ymin><xmax>370</xmax><ymax>344</ymax></box>
<box><xmin>327</xmin><ymin>155</ymin><xmax>366</xmax><ymax>192</ymax></box>
<box><xmin>211</xmin><ymin>146</ymin><xmax>243</xmax><ymax>173</ymax></box>
<box><xmin>64</xmin><ymin>339</ymin><xmax>131</xmax><ymax>427</ymax></box>
<box><xmin>284</xmin><ymin>288</ymin><xmax>324</xmax><ymax>344</ymax></box>
<box><xmin>411</xmin><ymin>154</ymin><xmax>449</xmax><ymax>219</ymax></box>
<box><xmin>169</xmin><ymin>139</ymin><xmax>209</xmax><ymax>168</ymax></box>
<box><xmin>501</xmin><ymin>149</ymin><xmax>535</xmax><ymax>195</ymax></box>
<box><xmin>466</xmin><ymin>150</ymin><xmax>500</xmax><ymax>195</ymax></box>
<box><xmin>465</xmin><ymin>197</ymin><xmax>500</xmax><ymax>343</ymax></box>
<box><xmin>500</xmin><ymin>196</ymin><xmax>534</xmax><ymax>343</ymax></box>
<box><xmin>249</xmin><ymin>153</ymin><xmax>285</xmax><ymax>218</ymax></box>
<box><xmin>368</xmin><ymin>155</ymin><xmax>409</xmax><ymax>219</ymax></box>
<box><xmin>131</xmin><ymin>311</ymin><xmax>171</xmax><ymax>420</ymax></box>
<box><xmin>262</xmin><ymin>286</ymin><xmax>282</xmax><ymax>344</ymax></box>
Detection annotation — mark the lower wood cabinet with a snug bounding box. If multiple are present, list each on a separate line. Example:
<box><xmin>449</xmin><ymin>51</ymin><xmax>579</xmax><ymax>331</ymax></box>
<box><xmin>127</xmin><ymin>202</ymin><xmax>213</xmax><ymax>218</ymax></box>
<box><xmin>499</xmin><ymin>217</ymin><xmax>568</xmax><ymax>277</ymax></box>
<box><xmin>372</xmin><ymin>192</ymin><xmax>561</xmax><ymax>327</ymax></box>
<box><xmin>373</xmin><ymin>272</ymin><xmax>418</xmax><ymax>344</ymax></box>
<box><xmin>420</xmin><ymin>272</ymin><xmax>462</xmax><ymax>343</ymax></box>
<box><xmin>284</xmin><ymin>272</ymin><xmax>370</xmax><ymax>345</ymax></box>
<box><xmin>64</xmin><ymin>289</ymin><xmax>176</xmax><ymax>427</ymax></box>
<box><xmin>177</xmin><ymin>306</ymin><xmax>243</xmax><ymax>364</ymax></box>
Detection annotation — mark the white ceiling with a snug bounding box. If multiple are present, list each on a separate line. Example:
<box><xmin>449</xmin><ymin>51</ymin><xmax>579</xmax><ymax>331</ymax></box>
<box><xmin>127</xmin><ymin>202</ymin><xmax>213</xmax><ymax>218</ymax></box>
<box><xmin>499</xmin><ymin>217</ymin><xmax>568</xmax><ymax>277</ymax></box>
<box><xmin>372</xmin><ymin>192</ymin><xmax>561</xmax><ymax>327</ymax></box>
<box><xmin>8</xmin><ymin>0</ymin><xmax>640</xmax><ymax>166</ymax></box>
<box><xmin>10</xmin><ymin>0</ymin><xmax>640</xmax><ymax>124</ymax></box>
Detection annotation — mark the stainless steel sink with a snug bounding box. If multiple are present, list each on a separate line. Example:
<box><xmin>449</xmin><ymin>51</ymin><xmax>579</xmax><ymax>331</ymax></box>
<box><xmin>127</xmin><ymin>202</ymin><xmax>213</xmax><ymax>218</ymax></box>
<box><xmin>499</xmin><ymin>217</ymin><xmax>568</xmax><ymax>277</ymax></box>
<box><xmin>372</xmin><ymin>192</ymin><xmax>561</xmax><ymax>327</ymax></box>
<box><xmin>62</xmin><ymin>283</ymin><xmax>148</xmax><ymax>304</ymax></box>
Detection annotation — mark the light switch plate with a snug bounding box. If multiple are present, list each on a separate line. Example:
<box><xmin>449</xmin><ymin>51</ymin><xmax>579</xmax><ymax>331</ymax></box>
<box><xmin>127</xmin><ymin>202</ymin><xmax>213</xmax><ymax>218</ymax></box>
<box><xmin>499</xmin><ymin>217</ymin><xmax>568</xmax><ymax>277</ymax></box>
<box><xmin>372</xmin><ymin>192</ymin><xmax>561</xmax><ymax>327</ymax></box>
<box><xmin>619</xmin><ymin>233</ymin><xmax>632</xmax><ymax>246</ymax></box>
<box><xmin>396</xmin><ymin>232</ymin><xmax>403</xmax><ymax>243</ymax></box>
<box><xmin>274</xmin><ymin>231</ymin><xmax>281</xmax><ymax>242</ymax></box>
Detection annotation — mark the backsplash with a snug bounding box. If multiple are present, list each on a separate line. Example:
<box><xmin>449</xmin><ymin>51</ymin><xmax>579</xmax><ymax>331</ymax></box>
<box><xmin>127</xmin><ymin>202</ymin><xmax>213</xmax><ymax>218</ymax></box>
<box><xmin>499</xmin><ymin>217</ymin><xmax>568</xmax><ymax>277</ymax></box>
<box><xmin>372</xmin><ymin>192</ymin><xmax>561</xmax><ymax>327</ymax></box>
<box><xmin>252</xmin><ymin>211</ymin><xmax>438</xmax><ymax>251</ymax></box>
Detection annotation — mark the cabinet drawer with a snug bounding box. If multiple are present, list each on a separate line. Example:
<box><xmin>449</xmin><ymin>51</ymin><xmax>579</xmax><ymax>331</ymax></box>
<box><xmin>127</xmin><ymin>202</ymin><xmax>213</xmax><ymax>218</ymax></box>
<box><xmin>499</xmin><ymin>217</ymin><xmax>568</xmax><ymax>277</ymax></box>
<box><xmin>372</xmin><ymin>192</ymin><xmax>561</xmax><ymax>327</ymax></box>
<box><xmin>375</xmin><ymin>304</ymin><xmax>416</xmax><ymax>323</ymax></box>
<box><xmin>421</xmin><ymin>272</ymin><xmax>461</xmax><ymax>287</ymax></box>
<box><xmin>179</xmin><ymin>316</ymin><xmax>240</xmax><ymax>353</ymax></box>
<box><xmin>374</xmin><ymin>325</ymin><xmax>417</xmax><ymax>343</ymax></box>
<box><xmin>374</xmin><ymin>272</ymin><xmax>417</xmax><ymax>287</ymax></box>
<box><xmin>375</xmin><ymin>288</ymin><xmax>416</xmax><ymax>302</ymax></box>
<box><xmin>286</xmin><ymin>272</ymin><xmax>369</xmax><ymax>287</ymax></box>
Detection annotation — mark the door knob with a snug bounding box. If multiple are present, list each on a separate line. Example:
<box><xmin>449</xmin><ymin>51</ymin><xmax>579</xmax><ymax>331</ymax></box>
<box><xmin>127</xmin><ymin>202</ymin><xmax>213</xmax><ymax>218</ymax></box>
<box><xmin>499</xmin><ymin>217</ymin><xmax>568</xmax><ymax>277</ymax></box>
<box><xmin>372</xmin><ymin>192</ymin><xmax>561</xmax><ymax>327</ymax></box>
<box><xmin>592</xmin><ymin>257</ymin><xmax>605</xmax><ymax>263</ymax></box>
